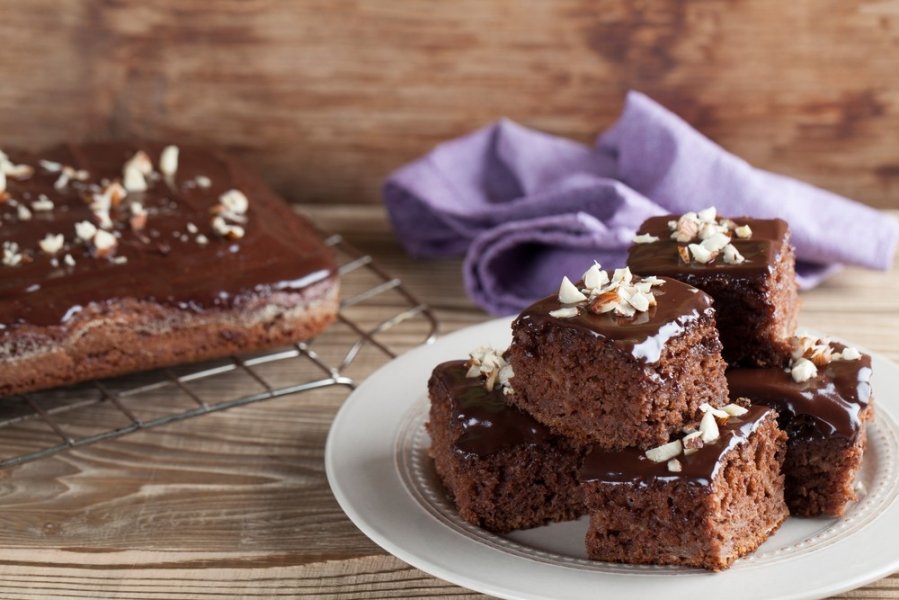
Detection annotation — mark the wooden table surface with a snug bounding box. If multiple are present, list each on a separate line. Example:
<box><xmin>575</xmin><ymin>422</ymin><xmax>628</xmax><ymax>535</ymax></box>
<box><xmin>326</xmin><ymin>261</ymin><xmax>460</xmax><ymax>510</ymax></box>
<box><xmin>0</xmin><ymin>204</ymin><xmax>896</xmax><ymax>599</ymax></box>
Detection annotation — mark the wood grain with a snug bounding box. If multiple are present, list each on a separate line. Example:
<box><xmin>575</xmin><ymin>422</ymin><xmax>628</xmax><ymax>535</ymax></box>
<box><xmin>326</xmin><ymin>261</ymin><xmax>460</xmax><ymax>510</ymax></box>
<box><xmin>1</xmin><ymin>1</ymin><xmax>899</xmax><ymax>209</ymax></box>
<box><xmin>0</xmin><ymin>204</ymin><xmax>893</xmax><ymax>598</ymax></box>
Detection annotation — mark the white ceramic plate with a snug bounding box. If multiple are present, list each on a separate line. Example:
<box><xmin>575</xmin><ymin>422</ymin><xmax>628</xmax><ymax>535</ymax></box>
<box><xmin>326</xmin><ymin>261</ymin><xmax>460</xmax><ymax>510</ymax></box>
<box><xmin>326</xmin><ymin>317</ymin><xmax>899</xmax><ymax>600</ymax></box>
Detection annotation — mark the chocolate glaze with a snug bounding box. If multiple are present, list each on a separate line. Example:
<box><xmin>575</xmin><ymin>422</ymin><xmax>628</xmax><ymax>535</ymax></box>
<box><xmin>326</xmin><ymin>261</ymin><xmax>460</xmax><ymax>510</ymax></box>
<box><xmin>579</xmin><ymin>404</ymin><xmax>774</xmax><ymax>487</ymax></box>
<box><xmin>727</xmin><ymin>345</ymin><xmax>872</xmax><ymax>440</ymax></box>
<box><xmin>432</xmin><ymin>361</ymin><xmax>551</xmax><ymax>458</ymax></box>
<box><xmin>513</xmin><ymin>276</ymin><xmax>714</xmax><ymax>364</ymax></box>
<box><xmin>0</xmin><ymin>142</ymin><xmax>335</xmax><ymax>331</ymax></box>
<box><xmin>627</xmin><ymin>215</ymin><xmax>788</xmax><ymax>280</ymax></box>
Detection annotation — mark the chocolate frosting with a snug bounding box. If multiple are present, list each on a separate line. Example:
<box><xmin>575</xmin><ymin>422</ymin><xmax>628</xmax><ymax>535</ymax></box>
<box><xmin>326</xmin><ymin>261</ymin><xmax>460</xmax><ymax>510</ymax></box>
<box><xmin>513</xmin><ymin>276</ymin><xmax>714</xmax><ymax>364</ymax></box>
<box><xmin>432</xmin><ymin>361</ymin><xmax>551</xmax><ymax>458</ymax></box>
<box><xmin>627</xmin><ymin>215</ymin><xmax>788</xmax><ymax>279</ymax></box>
<box><xmin>727</xmin><ymin>345</ymin><xmax>872</xmax><ymax>440</ymax></box>
<box><xmin>0</xmin><ymin>142</ymin><xmax>335</xmax><ymax>331</ymax></box>
<box><xmin>579</xmin><ymin>404</ymin><xmax>774</xmax><ymax>488</ymax></box>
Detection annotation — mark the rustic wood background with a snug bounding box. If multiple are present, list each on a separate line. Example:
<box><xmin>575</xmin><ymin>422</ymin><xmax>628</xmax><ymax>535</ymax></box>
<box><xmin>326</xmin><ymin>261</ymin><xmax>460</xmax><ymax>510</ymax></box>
<box><xmin>1</xmin><ymin>0</ymin><xmax>899</xmax><ymax>209</ymax></box>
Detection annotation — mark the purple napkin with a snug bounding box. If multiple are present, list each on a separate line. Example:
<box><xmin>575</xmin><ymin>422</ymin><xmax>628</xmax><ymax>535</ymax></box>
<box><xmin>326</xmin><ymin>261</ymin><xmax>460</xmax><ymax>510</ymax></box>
<box><xmin>384</xmin><ymin>92</ymin><xmax>899</xmax><ymax>315</ymax></box>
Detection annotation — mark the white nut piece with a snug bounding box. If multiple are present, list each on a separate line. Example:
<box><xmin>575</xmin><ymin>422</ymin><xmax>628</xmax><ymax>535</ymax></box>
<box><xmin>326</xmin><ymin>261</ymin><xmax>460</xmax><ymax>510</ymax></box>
<box><xmin>700</xmin><ymin>410</ymin><xmax>720</xmax><ymax>443</ymax></box>
<box><xmin>840</xmin><ymin>347</ymin><xmax>862</xmax><ymax>361</ymax></box>
<box><xmin>159</xmin><ymin>145</ymin><xmax>179</xmax><ymax>176</ymax></box>
<box><xmin>734</xmin><ymin>224</ymin><xmax>753</xmax><ymax>239</ymax></box>
<box><xmin>582</xmin><ymin>262</ymin><xmax>609</xmax><ymax>290</ymax></box>
<box><xmin>558</xmin><ymin>276</ymin><xmax>587</xmax><ymax>304</ymax></box>
<box><xmin>697</xmin><ymin>206</ymin><xmax>717</xmax><ymax>222</ymax></box>
<box><xmin>219</xmin><ymin>189</ymin><xmax>249</xmax><ymax>215</ymax></box>
<box><xmin>93</xmin><ymin>229</ymin><xmax>118</xmax><ymax>252</ymax></box>
<box><xmin>721</xmin><ymin>403</ymin><xmax>749</xmax><ymax>417</ymax></box>
<box><xmin>75</xmin><ymin>220</ymin><xmax>98</xmax><ymax>241</ymax></box>
<box><xmin>667</xmin><ymin>458</ymin><xmax>683</xmax><ymax>473</ymax></box>
<box><xmin>722</xmin><ymin>244</ymin><xmax>746</xmax><ymax>264</ymax></box>
<box><xmin>645</xmin><ymin>439</ymin><xmax>683</xmax><ymax>463</ymax></box>
<box><xmin>123</xmin><ymin>165</ymin><xmax>148</xmax><ymax>193</ymax></box>
<box><xmin>791</xmin><ymin>357</ymin><xmax>818</xmax><ymax>383</ymax></box>
<box><xmin>632</xmin><ymin>233</ymin><xmax>660</xmax><ymax>244</ymax></box>
<box><xmin>39</xmin><ymin>233</ymin><xmax>64</xmax><ymax>255</ymax></box>
<box><xmin>701</xmin><ymin>232</ymin><xmax>731</xmax><ymax>253</ymax></box>
<box><xmin>549</xmin><ymin>306</ymin><xmax>579</xmax><ymax>319</ymax></box>
<box><xmin>688</xmin><ymin>243</ymin><xmax>713</xmax><ymax>263</ymax></box>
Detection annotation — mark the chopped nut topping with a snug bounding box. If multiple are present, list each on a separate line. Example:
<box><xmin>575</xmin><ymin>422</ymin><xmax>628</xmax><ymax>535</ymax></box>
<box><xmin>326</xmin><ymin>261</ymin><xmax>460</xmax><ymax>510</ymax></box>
<box><xmin>554</xmin><ymin>263</ymin><xmax>664</xmax><ymax>320</ymax></box>
<box><xmin>93</xmin><ymin>229</ymin><xmax>118</xmax><ymax>257</ymax></box>
<box><xmin>645</xmin><ymin>440</ymin><xmax>683</xmax><ymax>463</ymax></box>
<box><xmin>123</xmin><ymin>164</ymin><xmax>148</xmax><ymax>193</ymax></box>
<box><xmin>31</xmin><ymin>196</ymin><xmax>54</xmax><ymax>212</ymax></box>
<box><xmin>558</xmin><ymin>276</ymin><xmax>588</xmax><ymax>304</ymax></box>
<box><xmin>17</xmin><ymin>204</ymin><xmax>31</xmax><ymax>221</ymax></box>
<box><xmin>211</xmin><ymin>215</ymin><xmax>245</xmax><ymax>240</ymax></box>
<box><xmin>699</xmin><ymin>410</ymin><xmax>720</xmax><ymax>442</ymax></box>
<box><xmin>722</xmin><ymin>244</ymin><xmax>745</xmax><ymax>264</ymax></box>
<box><xmin>790</xmin><ymin>357</ymin><xmax>818</xmax><ymax>383</ymax></box>
<box><xmin>39</xmin><ymin>233</ymin><xmax>64</xmax><ymax>255</ymax></box>
<box><xmin>839</xmin><ymin>347</ymin><xmax>862</xmax><ymax>361</ymax></box>
<box><xmin>0</xmin><ymin>150</ymin><xmax>34</xmax><ymax>182</ymax></box>
<box><xmin>465</xmin><ymin>347</ymin><xmax>514</xmax><ymax>393</ymax></box>
<box><xmin>721</xmin><ymin>403</ymin><xmax>749</xmax><ymax>417</ymax></box>
<box><xmin>125</xmin><ymin>150</ymin><xmax>153</xmax><ymax>176</ymax></box>
<box><xmin>0</xmin><ymin>170</ymin><xmax>5</xmax><ymax>194</ymax></box>
<box><xmin>51</xmin><ymin>164</ymin><xmax>89</xmax><ymax>190</ymax></box>
<box><xmin>682</xmin><ymin>430</ymin><xmax>704</xmax><ymax>450</ymax></box>
<box><xmin>667</xmin><ymin>207</ymin><xmax>750</xmax><ymax>266</ymax></box>
<box><xmin>2</xmin><ymin>241</ymin><xmax>23</xmax><ymax>267</ymax></box>
<box><xmin>186</xmin><ymin>222</ymin><xmax>198</xmax><ymax>234</ymax></box>
<box><xmin>159</xmin><ymin>145</ymin><xmax>179</xmax><ymax>177</ymax></box>
<box><xmin>63</xmin><ymin>253</ymin><xmax>75</xmax><ymax>267</ymax></box>
<box><xmin>75</xmin><ymin>220</ymin><xmax>98</xmax><ymax>241</ymax></box>
<box><xmin>667</xmin><ymin>458</ymin><xmax>682</xmax><ymax>472</ymax></box>
<box><xmin>549</xmin><ymin>306</ymin><xmax>579</xmax><ymax>319</ymax></box>
<box><xmin>632</xmin><ymin>233</ymin><xmax>660</xmax><ymax>244</ymax></box>
<box><xmin>786</xmin><ymin>334</ymin><xmax>861</xmax><ymax>380</ymax></box>
<box><xmin>195</xmin><ymin>234</ymin><xmax>209</xmax><ymax>245</ymax></box>
<box><xmin>219</xmin><ymin>189</ymin><xmax>249</xmax><ymax>215</ymax></box>
<box><xmin>195</xmin><ymin>175</ymin><xmax>212</xmax><ymax>188</ymax></box>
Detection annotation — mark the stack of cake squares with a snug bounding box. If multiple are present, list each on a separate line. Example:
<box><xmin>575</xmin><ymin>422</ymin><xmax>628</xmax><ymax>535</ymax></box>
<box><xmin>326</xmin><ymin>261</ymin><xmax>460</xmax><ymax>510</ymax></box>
<box><xmin>428</xmin><ymin>207</ymin><xmax>875</xmax><ymax>571</ymax></box>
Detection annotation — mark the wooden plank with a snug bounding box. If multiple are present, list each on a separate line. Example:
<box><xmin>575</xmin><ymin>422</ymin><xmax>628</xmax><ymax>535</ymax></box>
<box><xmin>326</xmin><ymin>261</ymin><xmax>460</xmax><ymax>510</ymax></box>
<box><xmin>2</xmin><ymin>1</ymin><xmax>899</xmax><ymax>208</ymax></box>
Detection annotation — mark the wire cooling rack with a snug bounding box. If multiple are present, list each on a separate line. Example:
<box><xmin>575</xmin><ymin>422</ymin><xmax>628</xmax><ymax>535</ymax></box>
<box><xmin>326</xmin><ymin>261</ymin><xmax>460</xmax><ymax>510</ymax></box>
<box><xmin>0</xmin><ymin>232</ymin><xmax>438</xmax><ymax>468</ymax></box>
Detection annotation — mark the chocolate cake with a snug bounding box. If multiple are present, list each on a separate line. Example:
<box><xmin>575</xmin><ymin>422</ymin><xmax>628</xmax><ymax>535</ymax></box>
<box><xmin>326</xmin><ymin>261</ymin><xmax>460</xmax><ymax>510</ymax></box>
<box><xmin>581</xmin><ymin>404</ymin><xmax>788</xmax><ymax>571</ymax></box>
<box><xmin>508</xmin><ymin>264</ymin><xmax>728</xmax><ymax>449</ymax></box>
<box><xmin>428</xmin><ymin>354</ymin><xmax>586</xmax><ymax>533</ymax></box>
<box><xmin>0</xmin><ymin>142</ymin><xmax>339</xmax><ymax>396</ymax></box>
<box><xmin>627</xmin><ymin>208</ymin><xmax>798</xmax><ymax>367</ymax></box>
<box><xmin>727</xmin><ymin>336</ymin><xmax>875</xmax><ymax>516</ymax></box>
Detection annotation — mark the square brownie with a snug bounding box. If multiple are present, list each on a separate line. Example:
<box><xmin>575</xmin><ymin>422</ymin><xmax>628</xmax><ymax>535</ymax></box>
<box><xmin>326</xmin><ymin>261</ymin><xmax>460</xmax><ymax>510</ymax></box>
<box><xmin>508</xmin><ymin>264</ymin><xmax>728</xmax><ymax>449</ymax></box>
<box><xmin>428</xmin><ymin>355</ymin><xmax>586</xmax><ymax>533</ymax></box>
<box><xmin>627</xmin><ymin>208</ymin><xmax>798</xmax><ymax>367</ymax></box>
<box><xmin>580</xmin><ymin>404</ymin><xmax>788</xmax><ymax>571</ymax></box>
<box><xmin>727</xmin><ymin>336</ymin><xmax>875</xmax><ymax>516</ymax></box>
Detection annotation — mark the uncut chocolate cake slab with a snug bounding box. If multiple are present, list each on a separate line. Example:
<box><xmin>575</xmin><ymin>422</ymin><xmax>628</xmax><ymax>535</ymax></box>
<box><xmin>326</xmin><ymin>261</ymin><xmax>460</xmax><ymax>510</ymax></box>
<box><xmin>428</xmin><ymin>356</ymin><xmax>586</xmax><ymax>533</ymax></box>
<box><xmin>0</xmin><ymin>142</ymin><xmax>338</xmax><ymax>397</ymax></box>
<box><xmin>627</xmin><ymin>209</ymin><xmax>798</xmax><ymax>367</ymax></box>
<box><xmin>508</xmin><ymin>265</ymin><xmax>728</xmax><ymax>449</ymax></box>
<box><xmin>580</xmin><ymin>404</ymin><xmax>788</xmax><ymax>571</ymax></box>
<box><xmin>727</xmin><ymin>337</ymin><xmax>875</xmax><ymax>516</ymax></box>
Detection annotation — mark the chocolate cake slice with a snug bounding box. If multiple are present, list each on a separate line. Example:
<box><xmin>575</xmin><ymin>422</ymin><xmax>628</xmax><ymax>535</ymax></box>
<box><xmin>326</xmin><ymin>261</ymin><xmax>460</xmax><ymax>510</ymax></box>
<box><xmin>727</xmin><ymin>336</ymin><xmax>875</xmax><ymax>516</ymax></box>
<box><xmin>581</xmin><ymin>404</ymin><xmax>788</xmax><ymax>571</ymax></box>
<box><xmin>428</xmin><ymin>353</ymin><xmax>586</xmax><ymax>533</ymax></box>
<box><xmin>0</xmin><ymin>142</ymin><xmax>338</xmax><ymax>396</ymax></box>
<box><xmin>627</xmin><ymin>208</ymin><xmax>798</xmax><ymax>367</ymax></box>
<box><xmin>509</xmin><ymin>263</ymin><xmax>728</xmax><ymax>449</ymax></box>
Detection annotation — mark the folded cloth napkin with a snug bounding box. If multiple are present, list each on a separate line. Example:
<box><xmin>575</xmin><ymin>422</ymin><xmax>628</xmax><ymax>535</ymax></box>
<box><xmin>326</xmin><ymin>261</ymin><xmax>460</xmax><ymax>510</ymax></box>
<box><xmin>384</xmin><ymin>91</ymin><xmax>899</xmax><ymax>315</ymax></box>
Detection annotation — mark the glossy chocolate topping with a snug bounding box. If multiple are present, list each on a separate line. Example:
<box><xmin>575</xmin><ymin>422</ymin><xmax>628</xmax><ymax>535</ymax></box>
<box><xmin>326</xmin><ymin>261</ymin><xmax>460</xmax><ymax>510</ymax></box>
<box><xmin>627</xmin><ymin>215</ymin><xmax>788</xmax><ymax>279</ymax></box>
<box><xmin>0</xmin><ymin>142</ymin><xmax>335</xmax><ymax>331</ymax></box>
<box><xmin>579</xmin><ymin>404</ymin><xmax>774</xmax><ymax>487</ymax></box>
<box><xmin>433</xmin><ymin>361</ymin><xmax>551</xmax><ymax>458</ymax></box>
<box><xmin>727</xmin><ymin>345</ymin><xmax>872</xmax><ymax>440</ymax></box>
<box><xmin>514</xmin><ymin>276</ymin><xmax>714</xmax><ymax>363</ymax></box>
